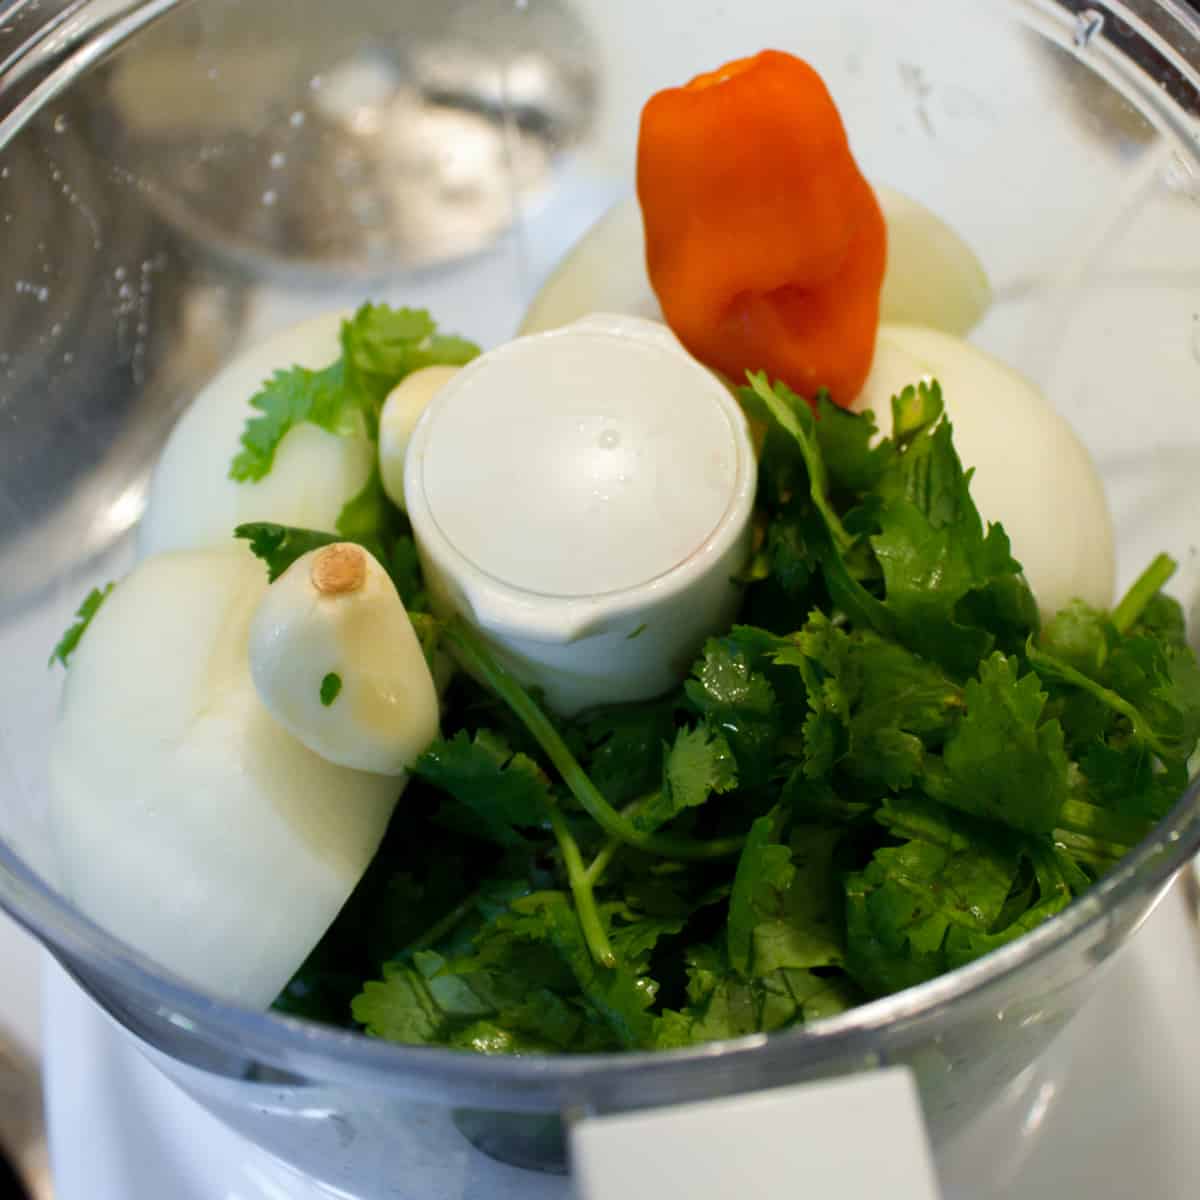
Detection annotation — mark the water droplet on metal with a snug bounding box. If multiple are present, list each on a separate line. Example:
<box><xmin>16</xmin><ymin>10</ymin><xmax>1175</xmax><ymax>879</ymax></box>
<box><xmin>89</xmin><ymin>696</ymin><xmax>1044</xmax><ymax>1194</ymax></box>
<box><xmin>1074</xmin><ymin>9</ymin><xmax>1104</xmax><ymax>49</ymax></box>
<box><xmin>261</xmin><ymin>189</ymin><xmax>277</xmax><ymax>207</ymax></box>
<box><xmin>289</xmin><ymin>110</ymin><xmax>306</xmax><ymax>128</ymax></box>
<box><xmin>269</xmin><ymin>151</ymin><xmax>286</xmax><ymax>169</ymax></box>
<box><xmin>52</xmin><ymin>113</ymin><xmax>68</xmax><ymax>134</ymax></box>
<box><xmin>598</xmin><ymin>429</ymin><xmax>620</xmax><ymax>449</ymax></box>
<box><xmin>113</xmin><ymin>266</ymin><xmax>126</xmax><ymax>281</ymax></box>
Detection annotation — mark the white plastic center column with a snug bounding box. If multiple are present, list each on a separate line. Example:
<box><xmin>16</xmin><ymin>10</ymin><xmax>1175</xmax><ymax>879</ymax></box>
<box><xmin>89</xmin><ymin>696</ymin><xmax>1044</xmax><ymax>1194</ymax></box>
<box><xmin>404</xmin><ymin>314</ymin><xmax>757</xmax><ymax>715</ymax></box>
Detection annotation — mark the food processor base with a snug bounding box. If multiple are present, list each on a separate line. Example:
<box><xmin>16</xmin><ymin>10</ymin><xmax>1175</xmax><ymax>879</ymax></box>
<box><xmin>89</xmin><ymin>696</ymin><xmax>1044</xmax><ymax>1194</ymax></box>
<box><xmin>44</xmin><ymin>880</ymin><xmax>1200</xmax><ymax>1200</ymax></box>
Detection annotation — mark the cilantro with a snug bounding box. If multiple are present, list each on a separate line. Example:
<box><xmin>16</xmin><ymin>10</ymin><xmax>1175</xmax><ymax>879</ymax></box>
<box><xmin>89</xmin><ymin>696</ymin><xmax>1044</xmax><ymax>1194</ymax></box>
<box><xmin>236</xmin><ymin>511</ymin><xmax>426</xmax><ymax>610</ymax></box>
<box><xmin>779</xmin><ymin>612</ymin><xmax>962</xmax><ymax>791</ymax></box>
<box><xmin>927</xmin><ymin>653</ymin><xmax>1070</xmax><ymax>835</ymax></box>
<box><xmin>340</xmin><ymin>303</ymin><xmax>479</xmax><ymax>434</ymax></box>
<box><xmin>844</xmin><ymin>797</ymin><xmax>1023</xmax><ymax>996</ymax></box>
<box><xmin>727</xmin><ymin>815</ymin><xmax>794</xmax><ymax>976</ymax></box>
<box><xmin>740</xmin><ymin>371</ymin><xmax>851</xmax><ymax>551</ymax></box>
<box><xmin>574</xmin><ymin>698</ymin><xmax>677</xmax><ymax>807</ymax></box>
<box><xmin>230</xmin><ymin>361</ymin><xmax>359</xmax><ymax>483</ymax></box>
<box><xmin>230</xmin><ymin>304</ymin><xmax>478</xmax><ymax>483</ymax></box>
<box><xmin>713</xmin><ymin>803</ymin><xmax>847</xmax><ymax>986</ymax></box>
<box><xmin>507</xmin><ymin>893</ymin><xmax>657</xmax><ymax>1049</ymax></box>
<box><xmin>812</xmin><ymin>393</ymin><xmax>894</xmax><ymax>494</ymax></box>
<box><xmin>234</xmin><ymin>523</ymin><xmax>339</xmax><ymax>582</ymax></box>
<box><xmin>633</xmin><ymin>726</ymin><xmax>737</xmax><ymax>833</ymax></box>
<box><xmin>685</xmin><ymin>637</ymin><xmax>779</xmax><ymax>789</ymax></box>
<box><xmin>277</xmin><ymin>356</ymin><xmax>1200</xmax><ymax>1058</ymax></box>
<box><xmin>319</xmin><ymin>673</ymin><xmax>342</xmax><ymax>707</ymax></box>
<box><xmin>49</xmin><ymin>583</ymin><xmax>114</xmax><ymax>668</ymax></box>
<box><xmin>871</xmin><ymin>417</ymin><xmax>1030</xmax><ymax>675</ymax></box>
<box><xmin>414</xmin><ymin>730</ymin><xmax>552</xmax><ymax>847</ymax></box>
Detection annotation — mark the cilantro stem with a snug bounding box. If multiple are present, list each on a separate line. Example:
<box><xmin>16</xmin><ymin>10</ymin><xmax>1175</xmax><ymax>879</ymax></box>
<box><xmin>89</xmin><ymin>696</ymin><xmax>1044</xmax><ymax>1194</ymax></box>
<box><xmin>584</xmin><ymin>838</ymin><xmax>622</xmax><ymax>889</ymax></box>
<box><xmin>1052</xmin><ymin>828</ymin><xmax>1128</xmax><ymax>873</ymax></box>
<box><xmin>1111</xmin><ymin>552</ymin><xmax>1176</xmax><ymax>635</ymax></box>
<box><xmin>1056</xmin><ymin>798</ymin><xmax>1153</xmax><ymax>849</ymax></box>
<box><xmin>443</xmin><ymin>617</ymin><xmax>745</xmax><ymax>862</ymax></box>
<box><xmin>1026</xmin><ymin>642</ymin><xmax>1169</xmax><ymax>757</ymax></box>
<box><xmin>545</xmin><ymin>806</ymin><xmax>615</xmax><ymax>967</ymax></box>
<box><xmin>583</xmin><ymin>798</ymin><xmax>648</xmax><ymax>888</ymax></box>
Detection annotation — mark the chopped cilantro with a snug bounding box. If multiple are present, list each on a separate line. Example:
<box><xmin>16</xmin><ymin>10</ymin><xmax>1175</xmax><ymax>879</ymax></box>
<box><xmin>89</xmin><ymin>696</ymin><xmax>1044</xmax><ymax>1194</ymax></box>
<box><xmin>319</xmin><ymin>673</ymin><xmax>342</xmax><ymax>707</ymax></box>
<box><xmin>49</xmin><ymin>584</ymin><xmax>114</xmax><ymax>668</ymax></box>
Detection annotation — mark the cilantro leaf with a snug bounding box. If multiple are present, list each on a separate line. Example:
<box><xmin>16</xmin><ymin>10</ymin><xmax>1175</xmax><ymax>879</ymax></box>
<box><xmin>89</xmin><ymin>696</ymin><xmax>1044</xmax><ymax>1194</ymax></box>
<box><xmin>749</xmin><ymin>824</ymin><xmax>845</xmax><ymax>975</ymax></box>
<box><xmin>230</xmin><ymin>304</ymin><xmax>478</xmax><ymax>483</ymax></box>
<box><xmin>49</xmin><ymin>583</ymin><xmax>114</xmax><ymax>668</ymax></box>
<box><xmin>319</xmin><ymin>673</ymin><xmax>342</xmax><ymax>707</ymax></box>
<box><xmin>1033</xmin><ymin>575</ymin><xmax>1200</xmax><ymax>775</ymax></box>
<box><xmin>230</xmin><ymin>361</ymin><xmax>359</xmax><ymax>483</ymax></box>
<box><xmin>813</xmin><ymin>392</ymin><xmax>894</xmax><ymax>494</ymax></box>
<box><xmin>340</xmin><ymin>303</ymin><xmax>479</xmax><ymax>431</ymax></box>
<box><xmin>352</xmin><ymin>949</ymin><xmax>498</xmax><ymax>1045</ymax></box>
<box><xmin>234</xmin><ymin>523</ymin><xmax>339</xmax><ymax>582</ymax></box>
<box><xmin>1078</xmin><ymin>740</ymin><xmax>1187</xmax><ymax>824</ymax></box>
<box><xmin>779</xmin><ymin>612</ymin><xmax>962</xmax><ymax>791</ymax></box>
<box><xmin>726</xmin><ymin>814</ymin><xmax>793</xmax><ymax>976</ymax></box>
<box><xmin>236</xmin><ymin>505</ymin><xmax>426</xmax><ymax>610</ymax></box>
<box><xmin>926</xmin><ymin>653</ymin><xmax>1070</xmax><ymax>835</ymax></box>
<box><xmin>740</xmin><ymin>375</ymin><xmax>898</xmax><ymax>639</ymax></box>
<box><xmin>844</xmin><ymin>797</ymin><xmax>1023</xmax><ymax>997</ymax></box>
<box><xmin>942</xmin><ymin>843</ymin><xmax>1073</xmax><ymax>969</ymax></box>
<box><xmin>506</xmin><ymin>893</ymin><xmax>657</xmax><ymax>1049</ymax></box>
<box><xmin>685</xmin><ymin>637</ymin><xmax>779</xmax><ymax>789</ymax></box>
<box><xmin>634</xmin><ymin>726</ymin><xmax>737</xmax><ymax>833</ymax></box>
<box><xmin>871</xmin><ymin>418</ymin><xmax>1027</xmax><ymax>675</ymax></box>
<box><xmin>740</xmin><ymin>371</ymin><xmax>851</xmax><ymax>551</ymax></box>
<box><xmin>414</xmin><ymin>730</ymin><xmax>552</xmax><ymax>847</ymax></box>
<box><xmin>571</xmin><ymin>698</ymin><xmax>677</xmax><ymax>807</ymax></box>
<box><xmin>1040</xmin><ymin>600</ymin><xmax>1111</xmax><ymax>676</ymax></box>
<box><xmin>657</xmin><ymin>945</ymin><xmax>847</xmax><ymax>1044</ymax></box>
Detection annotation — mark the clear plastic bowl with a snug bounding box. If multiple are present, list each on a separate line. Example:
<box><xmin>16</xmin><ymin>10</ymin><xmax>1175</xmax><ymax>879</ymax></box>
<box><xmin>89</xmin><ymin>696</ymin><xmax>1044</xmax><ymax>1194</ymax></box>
<box><xmin>1</xmin><ymin>0</ymin><xmax>1199</xmax><ymax>1190</ymax></box>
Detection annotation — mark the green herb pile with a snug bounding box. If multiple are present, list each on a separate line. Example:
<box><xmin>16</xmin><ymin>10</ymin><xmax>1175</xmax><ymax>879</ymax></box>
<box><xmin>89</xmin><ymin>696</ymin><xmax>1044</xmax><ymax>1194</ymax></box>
<box><xmin>203</xmin><ymin>307</ymin><xmax>1200</xmax><ymax>1051</ymax></box>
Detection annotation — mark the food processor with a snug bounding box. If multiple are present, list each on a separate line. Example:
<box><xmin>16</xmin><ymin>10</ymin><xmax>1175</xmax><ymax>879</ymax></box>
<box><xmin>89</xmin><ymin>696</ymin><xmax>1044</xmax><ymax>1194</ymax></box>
<box><xmin>1</xmin><ymin>0</ymin><xmax>1199</xmax><ymax>1196</ymax></box>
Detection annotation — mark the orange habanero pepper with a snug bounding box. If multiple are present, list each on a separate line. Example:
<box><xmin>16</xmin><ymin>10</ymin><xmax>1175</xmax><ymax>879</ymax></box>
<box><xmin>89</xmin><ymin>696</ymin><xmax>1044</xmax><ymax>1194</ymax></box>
<box><xmin>637</xmin><ymin>50</ymin><xmax>886</xmax><ymax>407</ymax></box>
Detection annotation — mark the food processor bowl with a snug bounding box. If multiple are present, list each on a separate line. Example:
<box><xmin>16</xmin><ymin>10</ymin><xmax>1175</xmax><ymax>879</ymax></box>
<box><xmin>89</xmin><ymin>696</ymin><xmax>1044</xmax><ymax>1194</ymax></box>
<box><xmin>1</xmin><ymin>0</ymin><xmax>1199</xmax><ymax>1190</ymax></box>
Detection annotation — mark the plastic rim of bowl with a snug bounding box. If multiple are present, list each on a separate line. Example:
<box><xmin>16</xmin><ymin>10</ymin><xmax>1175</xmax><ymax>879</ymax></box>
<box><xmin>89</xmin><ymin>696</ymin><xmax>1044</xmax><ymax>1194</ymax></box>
<box><xmin>0</xmin><ymin>0</ymin><xmax>1198</xmax><ymax>1111</ymax></box>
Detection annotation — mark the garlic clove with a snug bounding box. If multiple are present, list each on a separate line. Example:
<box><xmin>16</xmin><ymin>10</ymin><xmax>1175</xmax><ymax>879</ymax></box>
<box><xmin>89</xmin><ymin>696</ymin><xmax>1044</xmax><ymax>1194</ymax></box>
<box><xmin>249</xmin><ymin>543</ymin><xmax>440</xmax><ymax>775</ymax></box>
<box><xmin>378</xmin><ymin>365</ymin><xmax>461</xmax><ymax>510</ymax></box>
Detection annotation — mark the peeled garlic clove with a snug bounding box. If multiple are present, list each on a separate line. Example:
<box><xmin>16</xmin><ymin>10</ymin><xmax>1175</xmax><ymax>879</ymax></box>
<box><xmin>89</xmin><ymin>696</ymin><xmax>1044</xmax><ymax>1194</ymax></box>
<box><xmin>249</xmin><ymin>543</ymin><xmax>439</xmax><ymax>775</ymax></box>
<box><xmin>378</xmin><ymin>365</ymin><xmax>460</xmax><ymax>510</ymax></box>
<box><xmin>48</xmin><ymin>548</ymin><xmax>400</xmax><ymax>1009</ymax></box>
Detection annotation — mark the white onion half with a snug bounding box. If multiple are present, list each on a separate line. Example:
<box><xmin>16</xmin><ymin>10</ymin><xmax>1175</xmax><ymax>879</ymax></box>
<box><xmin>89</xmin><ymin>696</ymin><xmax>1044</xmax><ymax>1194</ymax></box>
<box><xmin>49</xmin><ymin>548</ymin><xmax>400</xmax><ymax>1009</ymax></box>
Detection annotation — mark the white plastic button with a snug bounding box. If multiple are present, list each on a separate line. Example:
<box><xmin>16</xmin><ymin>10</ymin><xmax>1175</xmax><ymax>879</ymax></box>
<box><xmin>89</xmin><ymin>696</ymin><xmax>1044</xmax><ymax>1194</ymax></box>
<box><xmin>404</xmin><ymin>314</ymin><xmax>757</xmax><ymax>715</ymax></box>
